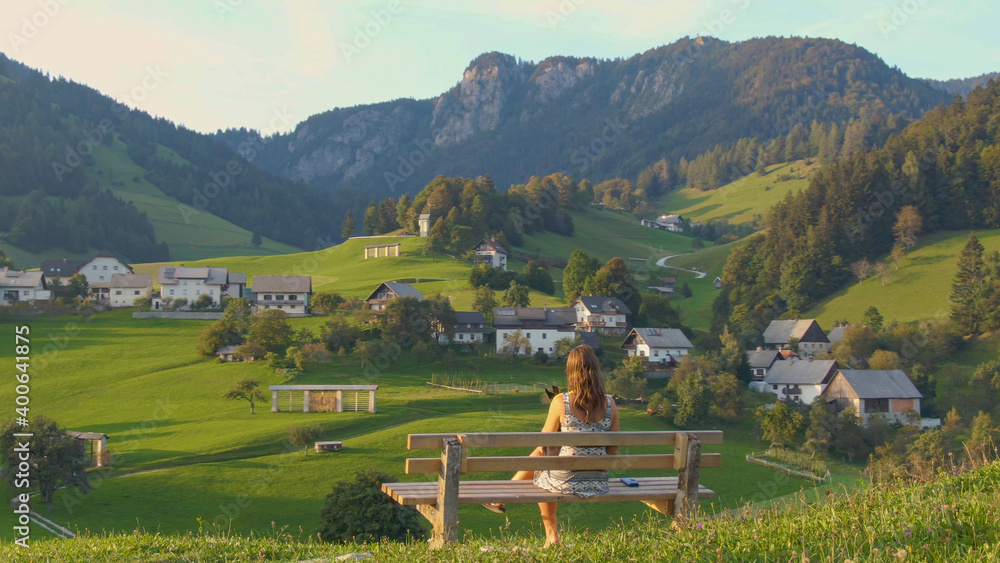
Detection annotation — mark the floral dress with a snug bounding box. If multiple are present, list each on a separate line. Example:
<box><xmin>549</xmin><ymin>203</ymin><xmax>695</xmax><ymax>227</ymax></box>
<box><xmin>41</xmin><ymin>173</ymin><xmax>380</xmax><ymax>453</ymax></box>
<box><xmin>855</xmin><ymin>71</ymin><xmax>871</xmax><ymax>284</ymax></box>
<box><xmin>532</xmin><ymin>393</ymin><xmax>612</xmax><ymax>498</ymax></box>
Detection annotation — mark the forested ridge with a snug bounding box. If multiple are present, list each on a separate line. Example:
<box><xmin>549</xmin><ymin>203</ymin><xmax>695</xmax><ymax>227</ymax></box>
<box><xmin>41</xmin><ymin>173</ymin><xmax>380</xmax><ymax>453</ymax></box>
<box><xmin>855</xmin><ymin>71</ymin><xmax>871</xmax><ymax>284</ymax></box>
<box><xmin>715</xmin><ymin>79</ymin><xmax>1000</xmax><ymax>334</ymax></box>
<box><xmin>0</xmin><ymin>54</ymin><xmax>342</xmax><ymax>262</ymax></box>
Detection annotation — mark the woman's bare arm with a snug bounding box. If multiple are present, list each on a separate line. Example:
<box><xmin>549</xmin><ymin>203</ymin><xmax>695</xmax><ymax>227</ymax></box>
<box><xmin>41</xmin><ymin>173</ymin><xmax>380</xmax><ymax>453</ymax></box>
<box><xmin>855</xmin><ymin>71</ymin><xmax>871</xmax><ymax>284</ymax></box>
<box><xmin>540</xmin><ymin>394</ymin><xmax>564</xmax><ymax>432</ymax></box>
<box><xmin>606</xmin><ymin>397</ymin><xmax>620</xmax><ymax>455</ymax></box>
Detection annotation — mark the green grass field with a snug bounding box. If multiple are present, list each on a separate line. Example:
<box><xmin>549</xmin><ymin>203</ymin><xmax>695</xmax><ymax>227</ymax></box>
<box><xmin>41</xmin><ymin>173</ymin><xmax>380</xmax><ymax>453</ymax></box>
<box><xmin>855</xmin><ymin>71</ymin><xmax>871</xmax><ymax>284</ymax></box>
<box><xmin>517</xmin><ymin>207</ymin><xmax>696</xmax><ymax>265</ymax></box>
<box><xmin>807</xmin><ymin>229</ymin><xmax>1000</xmax><ymax>327</ymax></box>
<box><xmin>132</xmin><ymin>236</ymin><xmax>560</xmax><ymax>311</ymax></box>
<box><xmin>0</xmin><ymin>310</ymin><xmax>863</xmax><ymax>541</ymax></box>
<box><xmin>658</xmin><ymin>160</ymin><xmax>817</xmax><ymax>225</ymax></box>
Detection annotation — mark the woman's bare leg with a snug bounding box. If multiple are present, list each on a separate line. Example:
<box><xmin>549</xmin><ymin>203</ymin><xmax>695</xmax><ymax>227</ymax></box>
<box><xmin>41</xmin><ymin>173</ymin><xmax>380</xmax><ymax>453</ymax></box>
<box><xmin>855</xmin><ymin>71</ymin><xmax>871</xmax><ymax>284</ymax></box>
<box><xmin>539</xmin><ymin>501</ymin><xmax>559</xmax><ymax>546</ymax></box>
<box><xmin>485</xmin><ymin>447</ymin><xmax>545</xmax><ymax>512</ymax></box>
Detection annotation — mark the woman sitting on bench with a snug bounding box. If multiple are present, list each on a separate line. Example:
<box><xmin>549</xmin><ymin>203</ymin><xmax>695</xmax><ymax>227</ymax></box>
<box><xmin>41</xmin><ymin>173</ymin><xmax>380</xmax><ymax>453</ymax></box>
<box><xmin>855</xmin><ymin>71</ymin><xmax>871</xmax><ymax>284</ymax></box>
<box><xmin>483</xmin><ymin>344</ymin><xmax>619</xmax><ymax>547</ymax></box>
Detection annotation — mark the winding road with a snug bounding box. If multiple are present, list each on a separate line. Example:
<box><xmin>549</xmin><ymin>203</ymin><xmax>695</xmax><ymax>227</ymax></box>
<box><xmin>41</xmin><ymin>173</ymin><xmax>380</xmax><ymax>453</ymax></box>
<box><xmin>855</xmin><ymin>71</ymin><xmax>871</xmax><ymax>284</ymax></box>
<box><xmin>655</xmin><ymin>254</ymin><xmax>707</xmax><ymax>278</ymax></box>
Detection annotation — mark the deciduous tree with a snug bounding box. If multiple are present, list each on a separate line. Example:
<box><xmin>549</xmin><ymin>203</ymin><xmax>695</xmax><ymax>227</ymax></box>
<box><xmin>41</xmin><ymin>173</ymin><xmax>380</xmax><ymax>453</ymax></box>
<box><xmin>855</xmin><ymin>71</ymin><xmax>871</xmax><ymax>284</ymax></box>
<box><xmin>0</xmin><ymin>416</ymin><xmax>89</xmax><ymax>509</ymax></box>
<box><xmin>289</xmin><ymin>424</ymin><xmax>322</xmax><ymax>456</ymax></box>
<box><xmin>223</xmin><ymin>377</ymin><xmax>265</xmax><ymax>414</ymax></box>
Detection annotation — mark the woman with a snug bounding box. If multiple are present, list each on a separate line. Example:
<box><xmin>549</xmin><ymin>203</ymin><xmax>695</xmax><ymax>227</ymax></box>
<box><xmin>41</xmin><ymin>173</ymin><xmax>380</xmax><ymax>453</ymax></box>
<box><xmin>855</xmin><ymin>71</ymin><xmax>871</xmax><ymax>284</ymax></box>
<box><xmin>484</xmin><ymin>344</ymin><xmax>619</xmax><ymax>547</ymax></box>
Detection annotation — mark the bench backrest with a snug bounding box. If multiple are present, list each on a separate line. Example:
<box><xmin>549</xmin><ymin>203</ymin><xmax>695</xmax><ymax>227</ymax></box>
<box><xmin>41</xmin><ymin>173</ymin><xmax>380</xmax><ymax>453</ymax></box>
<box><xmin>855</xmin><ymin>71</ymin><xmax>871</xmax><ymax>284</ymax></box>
<box><xmin>404</xmin><ymin>431</ymin><xmax>723</xmax><ymax>475</ymax></box>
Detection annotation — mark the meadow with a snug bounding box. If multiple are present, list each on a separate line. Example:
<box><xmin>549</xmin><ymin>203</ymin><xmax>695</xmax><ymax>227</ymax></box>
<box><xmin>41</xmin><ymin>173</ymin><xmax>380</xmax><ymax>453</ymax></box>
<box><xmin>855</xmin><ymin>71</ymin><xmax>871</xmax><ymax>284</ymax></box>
<box><xmin>657</xmin><ymin>160</ymin><xmax>818</xmax><ymax>225</ymax></box>
<box><xmin>807</xmin><ymin>229</ymin><xmax>1000</xmax><ymax>326</ymax></box>
<box><xmin>0</xmin><ymin>310</ymin><xmax>863</xmax><ymax>542</ymax></box>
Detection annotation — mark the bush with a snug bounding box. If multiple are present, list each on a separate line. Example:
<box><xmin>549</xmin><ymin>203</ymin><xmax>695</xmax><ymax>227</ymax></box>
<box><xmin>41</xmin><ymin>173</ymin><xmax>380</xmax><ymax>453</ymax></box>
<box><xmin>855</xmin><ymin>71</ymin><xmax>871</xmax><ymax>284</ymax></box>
<box><xmin>533</xmin><ymin>350</ymin><xmax>549</xmax><ymax>364</ymax></box>
<box><xmin>316</xmin><ymin>469</ymin><xmax>426</xmax><ymax>543</ymax></box>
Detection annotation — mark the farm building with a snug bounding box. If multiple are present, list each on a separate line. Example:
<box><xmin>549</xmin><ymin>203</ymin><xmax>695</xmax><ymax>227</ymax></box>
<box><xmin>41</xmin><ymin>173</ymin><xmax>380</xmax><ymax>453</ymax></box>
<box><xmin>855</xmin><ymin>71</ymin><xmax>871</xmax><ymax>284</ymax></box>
<box><xmin>823</xmin><ymin>369</ymin><xmax>923</xmax><ymax>424</ymax></box>
<box><xmin>762</xmin><ymin>359</ymin><xmax>840</xmax><ymax>404</ymax></box>
<box><xmin>762</xmin><ymin>319</ymin><xmax>832</xmax><ymax>358</ymax></box>
<box><xmin>438</xmin><ymin>311</ymin><xmax>488</xmax><ymax>344</ymax></box>
<box><xmin>365</xmin><ymin>281</ymin><xmax>424</xmax><ymax>312</ymax></box>
<box><xmin>253</xmin><ymin>275</ymin><xmax>313</xmax><ymax>316</ymax></box>
<box><xmin>493</xmin><ymin>307</ymin><xmax>577</xmax><ymax>356</ymax></box>
<box><xmin>620</xmin><ymin>327</ymin><xmax>694</xmax><ymax>366</ymax></box>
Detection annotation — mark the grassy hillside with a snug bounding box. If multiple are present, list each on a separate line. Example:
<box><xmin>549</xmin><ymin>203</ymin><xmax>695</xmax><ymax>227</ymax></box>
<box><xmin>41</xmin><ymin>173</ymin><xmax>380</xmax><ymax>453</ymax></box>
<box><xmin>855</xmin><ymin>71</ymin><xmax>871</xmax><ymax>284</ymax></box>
<box><xmin>658</xmin><ymin>160</ymin><xmax>817</xmax><ymax>225</ymax></box>
<box><xmin>134</xmin><ymin>236</ymin><xmax>559</xmax><ymax>311</ymax></box>
<box><xmin>7</xmin><ymin>458</ymin><xmax>998</xmax><ymax>560</ymax></box>
<box><xmin>651</xmin><ymin>240</ymin><xmax>744</xmax><ymax>332</ymax></box>
<box><xmin>516</xmin><ymin>207</ymin><xmax>696</xmax><ymax>264</ymax></box>
<box><xmin>0</xmin><ymin>310</ymin><xmax>862</xmax><ymax>541</ymax></box>
<box><xmin>807</xmin><ymin>229</ymin><xmax>1000</xmax><ymax>327</ymax></box>
<box><xmin>0</xmin><ymin>135</ymin><xmax>302</xmax><ymax>269</ymax></box>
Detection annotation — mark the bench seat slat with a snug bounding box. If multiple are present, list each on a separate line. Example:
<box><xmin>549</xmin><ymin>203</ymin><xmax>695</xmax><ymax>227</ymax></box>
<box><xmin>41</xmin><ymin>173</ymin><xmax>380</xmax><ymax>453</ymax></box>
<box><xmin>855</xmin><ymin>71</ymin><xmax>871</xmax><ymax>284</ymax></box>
<box><xmin>408</xmin><ymin>431</ymin><xmax>723</xmax><ymax>450</ymax></box>
<box><xmin>406</xmin><ymin>453</ymin><xmax>722</xmax><ymax>474</ymax></box>
<box><xmin>381</xmin><ymin>478</ymin><xmax>715</xmax><ymax>506</ymax></box>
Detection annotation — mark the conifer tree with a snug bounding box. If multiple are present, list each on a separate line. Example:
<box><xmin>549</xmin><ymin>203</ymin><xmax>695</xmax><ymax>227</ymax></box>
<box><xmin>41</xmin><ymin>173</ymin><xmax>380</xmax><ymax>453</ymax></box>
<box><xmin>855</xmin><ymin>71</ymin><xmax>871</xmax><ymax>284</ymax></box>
<box><xmin>950</xmin><ymin>232</ymin><xmax>985</xmax><ymax>334</ymax></box>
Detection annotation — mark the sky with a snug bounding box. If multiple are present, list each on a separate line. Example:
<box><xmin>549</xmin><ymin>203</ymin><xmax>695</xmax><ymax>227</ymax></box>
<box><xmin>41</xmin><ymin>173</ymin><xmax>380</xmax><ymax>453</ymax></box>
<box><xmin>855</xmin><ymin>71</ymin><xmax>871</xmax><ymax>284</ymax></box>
<box><xmin>2</xmin><ymin>0</ymin><xmax>997</xmax><ymax>134</ymax></box>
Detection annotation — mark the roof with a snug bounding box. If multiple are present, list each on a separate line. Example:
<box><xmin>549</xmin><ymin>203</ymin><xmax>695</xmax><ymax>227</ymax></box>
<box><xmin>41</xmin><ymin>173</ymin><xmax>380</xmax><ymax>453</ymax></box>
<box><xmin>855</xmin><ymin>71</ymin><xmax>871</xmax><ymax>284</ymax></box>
<box><xmin>747</xmin><ymin>349</ymin><xmax>783</xmax><ymax>369</ymax></box>
<box><xmin>656</xmin><ymin>214</ymin><xmax>683</xmax><ymax>224</ymax></box>
<box><xmin>253</xmin><ymin>275</ymin><xmax>312</xmax><ymax>293</ymax></box>
<box><xmin>0</xmin><ymin>269</ymin><xmax>45</xmax><ymax>288</ymax></box>
<box><xmin>764</xmin><ymin>359</ymin><xmax>839</xmax><ymax>386</ymax></box>
<box><xmin>110</xmin><ymin>273</ymin><xmax>151</xmax><ymax>288</ymax></box>
<box><xmin>69</xmin><ymin>431</ymin><xmax>107</xmax><ymax>440</ymax></box>
<box><xmin>228</xmin><ymin>272</ymin><xmax>247</xmax><ymax>285</ymax></box>
<box><xmin>418</xmin><ymin>213</ymin><xmax>430</xmax><ymax>219</ymax></box>
<box><xmin>624</xmin><ymin>327</ymin><xmax>694</xmax><ymax>349</ymax></box>
<box><xmin>835</xmin><ymin>369</ymin><xmax>922</xmax><ymax>399</ymax></box>
<box><xmin>159</xmin><ymin>267</ymin><xmax>229</xmax><ymax>285</ymax></box>
<box><xmin>366</xmin><ymin>281</ymin><xmax>423</xmax><ymax>301</ymax></box>
<box><xmin>763</xmin><ymin>319</ymin><xmax>827</xmax><ymax>345</ymax></box>
<box><xmin>474</xmin><ymin>238</ymin><xmax>508</xmax><ymax>255</ymax></box>
<box><xmin>40</xmin><ymin>259</ymin><xmax>87</xmax><ymax>277</ymax></box>
<box><xmin>662</xmin><ymin>278</ymin><xmax>677</xmax><ymax>285</ymax></box>
<box><xmin>492</xmin><ymin>307</ymin><xmax>576</xmax><ymax>328</ymax></box>
<box><xmin>573</xmin><ymin>296</ymin><xmax>632</xmax><ymax>316</ymax></box>
<box><xmin>454</xmin><ymin>311</ymin><xmax>487</xmax><ymax>325</ymax></box>
<box><xmin>217</xmin><ymin>345</ymin><xmax>239</xmax><ymax>355</ymax></box>
<box><xmin>827</xmin><ymin>325</ymin><xmax>846</xmax><ymax>344</ymax></box>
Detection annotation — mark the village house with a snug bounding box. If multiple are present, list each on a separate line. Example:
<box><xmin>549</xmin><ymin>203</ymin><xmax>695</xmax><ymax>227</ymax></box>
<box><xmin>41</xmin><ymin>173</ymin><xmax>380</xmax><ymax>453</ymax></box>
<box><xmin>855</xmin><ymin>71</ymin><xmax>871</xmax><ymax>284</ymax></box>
<box><xmin>714</xmin><ymin>277</ymin><xmax>723</xmax><ymax>289</ymax></box>
<box><xmin>641</xmin><ymin>214</ymin><xmax>685</xmax><ymax>232</ymax></box>
<box><xmin>762</xmin><ymin>319</ymin><xmax>832</xmax><ymax>358</ymax></box>
<box><xmin>620</xmin><ymin>327</ymin><xmax>694</xmax><ymax>366</ymax></box>
<box><xmin>0</xmin><ymin>269</ymin><xmax>50</xmax><ymax>305</ymax></box>
<box><xmin>762</xmin><ymin>358</ymin><xmax>840</xmax><ymax>404</ymax></box>
<box><xmin>493</xmin><ymin>307</ymin><xmax>577</xmax><ymax>356</ymax></box>
<box><xmin>42</xmin><ymin>252</ymin><xmax>134</xmax><ymax>300</ymax></box>
<box><xmin>437</xmin><ymin>311</ymin><xmax>488</xmax><ymax>344</ymax></box>
<box><xmin>827</xmin><ymin>324</ymin><xmax>847</xmax><ymax>346</ymax></box>
<box><xmin>155</xmin><ymin>266</ymin><xmax>244</xmax><ymax>308</ymax></box>
<box><xmin>823</xmin><ymin>369</ymin><xmax>923</xmax><ymax>424</ymax></box>
<box><xmin>571</xmin><ymin>296</ymin><xmax>631</xmax><ymax>335</ymax></box>
<box><xmin>472</xmin><ymin>239</ymin><xmax>508</xmax><ymax>270</ymax></box>
<box><xmin>253</xmin><ymin>275</ymin><xmax>313</xmax><ymax>316</ymax></box>
<box><xmin>365</xmin><ymin>281</ymin><xmax>424</xmax><ymax>312</ymax></box>
<box><xmin>108</xmin><ymin>273</ymin><xmax>153</xmax><ymax>307</ymax></box>
<box><xmin>747</xmin><ymin>348</ymin><xmax>785</xmax><ymax>381</ymax></box>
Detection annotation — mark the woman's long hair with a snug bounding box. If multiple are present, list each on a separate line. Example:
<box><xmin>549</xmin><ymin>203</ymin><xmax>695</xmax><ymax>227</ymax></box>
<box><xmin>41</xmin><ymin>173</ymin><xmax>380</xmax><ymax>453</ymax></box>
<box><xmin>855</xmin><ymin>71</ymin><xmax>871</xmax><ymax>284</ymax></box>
<box><xmin>566</xmin><ymin>344</ymin><xmax>606</xmax><ymax>423</ymax></box>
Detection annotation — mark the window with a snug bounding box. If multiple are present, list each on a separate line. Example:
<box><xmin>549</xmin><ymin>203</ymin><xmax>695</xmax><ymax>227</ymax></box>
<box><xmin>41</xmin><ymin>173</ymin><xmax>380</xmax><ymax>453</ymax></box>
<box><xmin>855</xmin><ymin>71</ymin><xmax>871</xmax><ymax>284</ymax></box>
<box><xmin>502</xmin><ymin>333</ymin><xmax>508</xmax><ymax>339</ymax></box>
<box><xmin>92</xmin><ymin>265</ymin><xmax>97</xmax><ymax>270</ymax></box>
<box><xmin>277</xmin><ymin>305</ymin><xmax>283</xmax><ymax>309</ymax></box>
<box><xmin>169</xmin><ymin>289</ymin><xmax>175</xmax><ymax>296</ymax></box>
<box><xmin>264</xmin><ymin>295</ymin><xmax>272</xmax><ymax>300</ymax></box>
<box><xmin>772</xmin><ymin>385</ymin><xmax>778</xmax><ymax>390</ymax></box>
<box><xmin>134</xmin><ymin>290</ymin><xmax>140</xmax><ymax>295</ymax></box>
<box><xmin>209</xmin><ymin>290</ymin><xmax>214</xmax><ymax>295</ymax></box>
<box><xmin>290</xmin><ymin>305</ymin><xmax>296</xmax><ymax>310</ymax></box>
<box><xmin>196</xmin><ymin>290</ymin><xmax>201</xmax><ymax>295</ymax></box>
<box><xmin>183</xmin><ymin>290</ymin><xmax>189</xmax><ymax>296</ymax></box>
<box><xmin>113</xmin><ymin>266</ymin><xmax>119</xmax><ymax>271</ymax></box>
<box><xmin>526</xmin><ymin>333</ymin><xmax>531</xmax><ymax>338</ymax></box>
<box><xmin>183</xmin><ymin>281</ymin><xmax>188</xmax><ymax>286</ymax></box>
<box><xmin>103</xmin><ymin>265</ymin><xmax>107</xmax><ymax>270</ymax></box>
<box><xmin>276</xmin><ymin>295</ymin><xmax>285</xmax><ymax>301</ymax></box>
<box><xmin>653</xmin><ymin>350</ymin><xmax>659</xmax><ymax>357</ymax></box>
<box><xmin>115</xmin><ymin>290</ymin><xmax>123</xmax><ymax>295</ymax></box>
<box><xmin>542</xmin><ymin>333</ymin><xmax>547</xmax><ymax>339</ymax></box>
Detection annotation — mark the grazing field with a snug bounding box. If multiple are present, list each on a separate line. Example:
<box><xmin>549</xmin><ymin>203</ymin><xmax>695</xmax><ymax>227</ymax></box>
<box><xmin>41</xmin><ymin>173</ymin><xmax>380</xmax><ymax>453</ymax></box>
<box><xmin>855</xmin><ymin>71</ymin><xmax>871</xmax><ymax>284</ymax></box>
<box><xmin>132</xmin><ymin>236</ymin><xmax>559</xmax><ymax>311</ymax></box>
<box><xmin>516</xmin><ymin>207</ymin><xmax>695</xmax><ymax>264</ymax></box>
<box><xmin>0</xmin><ymin>310</ymin><xmax>862</xmax><ymax>541</ymax></box>
<box><xmin>807</xmin><ymin>229</ymin><xmax>1000</xmax><ymax>327</ymax></box>
<box><xmin>658</xmin><ymin>160</ymin><xmax>817</xmax><ymax>225</ymax></box>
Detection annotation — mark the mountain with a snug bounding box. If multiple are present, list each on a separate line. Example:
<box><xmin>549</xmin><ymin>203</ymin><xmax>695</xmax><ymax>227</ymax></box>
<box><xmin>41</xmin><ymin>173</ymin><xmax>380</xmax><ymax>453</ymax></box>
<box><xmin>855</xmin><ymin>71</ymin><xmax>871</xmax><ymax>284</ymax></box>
<box><xmin>922</xmin><ymin>72</ymin><xmax>1000</xmax><ymax>97</ymax></box>
<box><xmin>0</xmin><ymin>54</ymin><xmax>343</xmax><ymax>265</ymax></box>
<box><xmin>224</xmin><ymin>36</ymin><xmax>951</xmax><ymax>199</ymax></box>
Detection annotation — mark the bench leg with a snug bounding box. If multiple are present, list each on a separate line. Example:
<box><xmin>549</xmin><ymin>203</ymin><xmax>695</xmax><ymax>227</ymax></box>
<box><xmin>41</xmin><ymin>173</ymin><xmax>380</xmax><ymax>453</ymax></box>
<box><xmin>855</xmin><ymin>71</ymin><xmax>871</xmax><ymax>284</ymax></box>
<box><xmin>427</xmin><ymin>438</ymin><xmax>462</xmax><ymax>548</ymax></box>
<box><xmin>673</xmin><ymin>433</ymin><xmax>703</xmax><ymax>525</ymax></box>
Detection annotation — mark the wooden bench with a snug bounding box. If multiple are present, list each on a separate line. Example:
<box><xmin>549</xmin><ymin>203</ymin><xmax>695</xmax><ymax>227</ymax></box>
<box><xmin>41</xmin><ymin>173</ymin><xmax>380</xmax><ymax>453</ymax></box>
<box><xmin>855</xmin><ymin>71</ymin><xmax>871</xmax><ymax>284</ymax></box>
<box><xmin>381</xmin><ymin>430</ymin><xmax>723</xmax><ymax>547</ymax></box>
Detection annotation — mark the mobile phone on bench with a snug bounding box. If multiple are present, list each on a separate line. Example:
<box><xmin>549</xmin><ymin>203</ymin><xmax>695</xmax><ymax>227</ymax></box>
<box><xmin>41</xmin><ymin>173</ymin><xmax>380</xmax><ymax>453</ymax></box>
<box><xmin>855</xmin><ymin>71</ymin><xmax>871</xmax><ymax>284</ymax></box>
<box><xmin>619</xmin><ymin>477</ymin><xmax>639</xmax><ymax>487</ymax></box>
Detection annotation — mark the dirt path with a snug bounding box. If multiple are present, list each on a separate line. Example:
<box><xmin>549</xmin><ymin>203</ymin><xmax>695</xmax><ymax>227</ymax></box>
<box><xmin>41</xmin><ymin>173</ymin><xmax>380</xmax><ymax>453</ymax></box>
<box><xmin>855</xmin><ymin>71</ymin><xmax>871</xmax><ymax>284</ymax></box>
<box><xmin>655</xmin><ymin>255</ymin><xmax>707</xmax><ymax>278</ymax></box>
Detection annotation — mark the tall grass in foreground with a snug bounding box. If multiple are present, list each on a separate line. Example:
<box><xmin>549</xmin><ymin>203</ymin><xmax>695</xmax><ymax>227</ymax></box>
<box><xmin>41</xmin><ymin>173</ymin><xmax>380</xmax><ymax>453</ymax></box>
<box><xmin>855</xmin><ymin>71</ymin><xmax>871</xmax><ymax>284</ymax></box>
<box><xmin>6</xmin><ymin>460</ymin><xmax>999</xmax><ymax>562</ymax></box>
